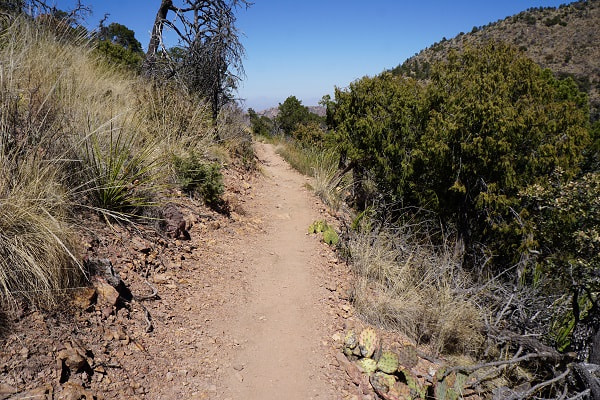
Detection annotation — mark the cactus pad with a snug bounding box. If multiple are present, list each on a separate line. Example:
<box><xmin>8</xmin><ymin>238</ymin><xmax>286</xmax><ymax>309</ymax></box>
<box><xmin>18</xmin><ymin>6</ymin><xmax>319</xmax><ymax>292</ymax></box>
<box><xmin>372</xmin><ymin>341</ymin><xmax>383</xmax><ymax>362</ymax></box>
<box><xmin>370</xmin><ymin>371</ymin><xmax>396</xmax><ymax>394</ymax></box>
<box><xmin>371</xmin><ymin>379</ymin><xmax>411</xmax><ymax>400</ymax></box>
<box><xmin>359</xmin><ymin>327</ymin><xmax>378</xmax><ymax>358</ymax></box>
<box><xmin>434</xmin><ymin>370</ymin><xmax>468</xmax><ymax>400</ymax></box>
<box><xmin>343</xmin><ymin>346</ymin><xmax>354</xmax><ymax>357</ymax></box>
<box><xmin>344</xmin><ymin>330</ymin><xmax>358</xmax><ymax>349</ymax></box>
<box><xmin>377</xmin><ymin>350</ymin><xmax>399</xmax><ymax>374</ymax></box>
<box><xmin>397</xmin><ymin>344</ymin><xmax>419</xmax><ymax>368</ymax></box>
<box><xmin>322</xmin><ymin>227</ymin><xmax>339</xmax><ymax>245</ymax></box>
<box><xmin>355</xmin><ymin>357</ymin><xmax>377</xmax><ymax>375</ymax></box>
<box><xmin>399</xmin><ymin>368</ymin><xmax>427</xmax><ymax>399</ymax></box>
<box><xmin>308</xmin><ymin>220</ymin><xmax>328</xmax><ymax>234</ymax></box>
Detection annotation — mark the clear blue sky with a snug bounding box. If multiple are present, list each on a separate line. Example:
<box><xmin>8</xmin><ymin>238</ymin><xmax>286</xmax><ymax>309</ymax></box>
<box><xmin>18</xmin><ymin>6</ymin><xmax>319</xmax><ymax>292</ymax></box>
<box><xmin>53</xmin><ymin>0</ymin><xmax>566</xmax><ymax>110</ymax></box>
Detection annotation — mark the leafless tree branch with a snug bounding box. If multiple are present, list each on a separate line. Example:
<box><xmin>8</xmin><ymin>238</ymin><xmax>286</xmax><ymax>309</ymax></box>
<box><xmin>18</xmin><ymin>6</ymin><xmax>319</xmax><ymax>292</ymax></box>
<box><xmin>144</xmin><ymin>0</ymin><xmax>249</xmax><ymax>122</ymax></box>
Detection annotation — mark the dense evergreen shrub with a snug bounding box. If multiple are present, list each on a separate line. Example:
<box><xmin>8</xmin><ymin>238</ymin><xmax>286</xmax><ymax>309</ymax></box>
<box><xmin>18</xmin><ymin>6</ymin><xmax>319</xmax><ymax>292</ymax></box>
<box><xmin>329</xmin><ymin>42</ymin><xmax>591</xmax><ymax>273</ymax></box>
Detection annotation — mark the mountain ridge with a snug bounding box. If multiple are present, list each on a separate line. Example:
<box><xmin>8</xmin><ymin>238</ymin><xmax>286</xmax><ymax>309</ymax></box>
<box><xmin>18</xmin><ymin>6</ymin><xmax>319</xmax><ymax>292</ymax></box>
<box><xmin>392</xmin><ymin>0</ymin><xmax>600</xmax><ymax>120</ymax></box>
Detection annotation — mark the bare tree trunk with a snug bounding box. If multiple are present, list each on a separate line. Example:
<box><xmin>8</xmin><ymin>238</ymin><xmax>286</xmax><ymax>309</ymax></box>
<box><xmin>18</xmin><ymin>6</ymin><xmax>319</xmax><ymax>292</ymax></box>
<box><xmin>144</xmin><ymin>0</ymin><xmax>172</xmax><ymax>74</ymax></box>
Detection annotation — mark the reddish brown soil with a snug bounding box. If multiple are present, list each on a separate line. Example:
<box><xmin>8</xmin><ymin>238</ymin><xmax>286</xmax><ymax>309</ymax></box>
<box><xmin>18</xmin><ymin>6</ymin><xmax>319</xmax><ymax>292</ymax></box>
<box><xmin>0</xmin><ymin>143</ymin><xmax>369</xmax><ymax>399</ymax></box>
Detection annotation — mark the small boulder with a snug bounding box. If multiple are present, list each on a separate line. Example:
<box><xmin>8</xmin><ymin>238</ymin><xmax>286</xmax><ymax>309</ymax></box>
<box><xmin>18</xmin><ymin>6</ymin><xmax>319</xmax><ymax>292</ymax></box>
<box><xmin>72</xmin><ymin>287</ymin><xmax>97</xmax><ymax>309</ymax></box>
<box><xmin>59</xmin><ymin>382</ymin><xmax>96</xmax><ymax>400</ymax></box>
<box><xmin>93</xmin><ymin>279</ymin><xmax>120</xmax><ymax>308</ymax></box>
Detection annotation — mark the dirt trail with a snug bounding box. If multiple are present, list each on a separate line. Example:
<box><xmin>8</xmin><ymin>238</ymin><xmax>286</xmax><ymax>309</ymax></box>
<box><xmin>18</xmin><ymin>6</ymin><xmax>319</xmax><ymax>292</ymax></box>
<box><xmin>220</xmin><ymin>142</ymin><xmax>337</xmax><ymax>399</ymax></box>
<box><xmin>0</xmin><ymin>142</ymin><xmax>356</xmax><ymax>400</ymax></box>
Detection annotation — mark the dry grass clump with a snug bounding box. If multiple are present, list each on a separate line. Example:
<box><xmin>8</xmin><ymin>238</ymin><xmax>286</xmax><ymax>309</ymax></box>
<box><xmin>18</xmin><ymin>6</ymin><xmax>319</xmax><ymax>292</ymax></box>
<box><xmin>0</xmin><ymin>15</ymin><xmax>223</xmax><ymax>304</ymax></box>
<box><xmin>215</xmin><ymin>105</ymin><xmax>256</xmax><ymax>170</ymax></box>
<box><xmin>0</xmin><ymin>17</ymin><xmax>88</xmax><ymax>305</ymax></box>
<box><xmin>274</xmin><ymin>141</ymin><xmax>346</xmax><ymax>210</ymax></box>
<box><xmin>311</xmin><ymin>149</ymin><xmax>346</xmax><ymax>211</ymax></box>
<box><xmin>274</xmin><ymin>140</ymin><xmax>317</xmax><ymax>176</ymax></box>
<box><xmin>0</xmin><ymin>152</ymin><xmax>85</xmax><ymax>306</ymax></box>
<box><xmin>346</xmin><ymin>215</ymin><xmax>484</xmax><ymax>355</ymax></box>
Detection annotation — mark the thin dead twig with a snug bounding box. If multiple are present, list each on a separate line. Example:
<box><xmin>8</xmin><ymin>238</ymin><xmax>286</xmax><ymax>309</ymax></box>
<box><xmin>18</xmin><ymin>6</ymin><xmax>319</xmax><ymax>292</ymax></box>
<box><xmin>442</xmin><ymin>351</ymin><xmax>565</xmax><ymax>379</ymax></box>
<box><xmin>134</xmin><ymin>279</ymin><xmax>159</xmax><ymax>301</ymax></box>
<box><xmin>504</xmin><ymin>368</ymin><xmax>570</xmax><ymax>400</ymax></box>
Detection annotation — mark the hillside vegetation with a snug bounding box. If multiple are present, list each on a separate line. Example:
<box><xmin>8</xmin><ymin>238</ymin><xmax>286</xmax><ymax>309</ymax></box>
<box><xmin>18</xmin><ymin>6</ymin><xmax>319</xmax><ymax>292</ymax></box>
<box><xmin>393</xmin><ymin>0</ymin><xmax>600</xmax><ymax>120</ymax></box>
<box><xmin>249</xmin><ymin>2</ymin><xmax>600</xmax><ymax>396</ymax></box>
<box><xmin>0</xmin><ymin>14</ymin><xmax>250</xmax><ymax>306</ymax></box>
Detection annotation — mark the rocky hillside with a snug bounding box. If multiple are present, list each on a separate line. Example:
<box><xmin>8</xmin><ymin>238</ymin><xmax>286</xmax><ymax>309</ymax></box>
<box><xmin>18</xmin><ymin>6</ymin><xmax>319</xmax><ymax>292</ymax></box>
<box><xmin>393</xmin><ymin>0</ymin><xmax>600</xmax><ymax>120</ymax></box>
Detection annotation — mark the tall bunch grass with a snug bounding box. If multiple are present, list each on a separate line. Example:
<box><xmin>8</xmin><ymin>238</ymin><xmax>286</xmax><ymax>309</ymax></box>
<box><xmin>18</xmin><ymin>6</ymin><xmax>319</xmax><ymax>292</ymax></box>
<box><xmin>0</xmin><ymin>16</ymin><xmax>88</xmax><ymax>305</ymax></box>
<box><xmin>346</xmin><ymin>213</ymin><xmax>484</xmax><ymax>355</ymax></box>
<box><xmin>0</xmin><ymin>15</ymin><xmax>218</xmax><ymax>304</ymax></box>
<box><xmin>311</xmin><ymin>149</ymin><xmax>346</xmax><ymax>211</ymax></box>
<box><xmin>216</xmin><ymin>105</ymin><xmax>256</xmax><ymax>170</ymax></box>
<box><xmin>0</xmin><ymin>149</ymin><xmax>85</xmax><ymax>306</ymax></box>
<box><xmin>275</xmin><ymin>140</ymin><xmax>319</xmax><ymax>176</ymax></box>
<box><xmin>275</xmin><ymin>140</ymin><xmax>346</xmax><ymax>210</ymax></box>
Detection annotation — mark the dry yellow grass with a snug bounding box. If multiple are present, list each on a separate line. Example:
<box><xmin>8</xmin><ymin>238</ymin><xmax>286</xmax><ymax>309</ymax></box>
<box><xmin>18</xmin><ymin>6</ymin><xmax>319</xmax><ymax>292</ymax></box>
<box><xmin>347</xmin><ymin>216</ymin><xmax>484</xmax><ymax>355</ymax></box>
<box><xmin>274</xmin><ymin>141</ymin><xmax>346</xmax><ymax>211</ymax></box>
<box><xmin>0</xmin><ymin>15</ymin><xmax>222</xmax><ymax>304</ymax></box>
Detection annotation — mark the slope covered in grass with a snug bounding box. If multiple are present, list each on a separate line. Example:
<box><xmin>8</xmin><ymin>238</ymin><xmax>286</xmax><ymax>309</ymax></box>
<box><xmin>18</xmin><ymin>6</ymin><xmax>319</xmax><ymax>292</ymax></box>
<box><xmin>0</xmin><ymin>15</ymin><xmax>240</xmax><ymax>306</ymax></box>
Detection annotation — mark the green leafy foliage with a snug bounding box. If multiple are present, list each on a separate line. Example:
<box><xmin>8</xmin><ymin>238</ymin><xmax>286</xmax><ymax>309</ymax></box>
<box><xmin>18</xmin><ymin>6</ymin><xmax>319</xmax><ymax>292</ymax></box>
<box><xmin>328</xmin><ymin>42</ymin><xmax>595</xmax><ymax>350</ymax></box>
<box><xmin>277</xmin><ymin>96</ymin><xmax>323</xmax><ymax>138</ymax></box>
<box><xmin>277</xmin><ymin>96</ymin><xmax>310</xmax><ymax>135</ymax></box>
<box><xmin>0</xmin><ymin>0</ymin><xmax>23</xmax><ymax>13</ymax></box>
<box><xmin>522</xmin><ymin>171</ymin><xmax>600</xmax><ymax>349</ymax></box>
<box><xmin>172</xmin><ymin>151</ymin><xmax>224</xmax><ymax>206</ymax></box>
<box><xmin>94</xmin><ymin>22</ymin><xmax>144</xmax><ymax>71</ymax></box>
<box><xmin>94</xmin><ymin>40</ymin><xmax>143</xmax><ymax>71</ymax></box>
<box><xmin>330</xmin><ymin>42</ymin><xmax>591</xmax><ymax>269</ymax></box>
<box><xmin>97</xmin><ymin>22</ymin><xmax>143</xmax><ymax>54</ymax></box>
<box><xmin>247</xmin><ymin>108</ymin><xmax>275</xmax><ymax>137</ymax></box>
<box><xmin>329</xmin><ymin>72</ymin><xmax>422</xmax><ymax>202</ymax></box>
<box><xmin>291</xmin><ymin>120</ymin><xmax>326</xmax><ymax>145</ymax></box>
<box><xmin>415</xmin><ymin>43</ymin><xmax>590</xmax><ymax>265</ymax></box>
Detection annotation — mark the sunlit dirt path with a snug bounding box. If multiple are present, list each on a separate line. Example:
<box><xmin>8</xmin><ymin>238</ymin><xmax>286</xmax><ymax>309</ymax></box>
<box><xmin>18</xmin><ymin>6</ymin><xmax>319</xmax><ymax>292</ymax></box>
<box><xmin>219</xmin><ymin>142</ymin><xmax>338</xmax><ymax>399</ymax></box>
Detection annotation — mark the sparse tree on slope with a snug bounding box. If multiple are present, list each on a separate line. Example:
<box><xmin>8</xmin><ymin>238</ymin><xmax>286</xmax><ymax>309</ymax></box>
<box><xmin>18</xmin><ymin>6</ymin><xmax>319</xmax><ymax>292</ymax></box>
<box><xmin>98</xmin><ymin>22</ymin><xmax>143</xmax><ymax>54</ymax></box>
<box><xmin>144</xmin><ymin>0</ymin><xmax>249</xmax><ymax>122</ymax></box>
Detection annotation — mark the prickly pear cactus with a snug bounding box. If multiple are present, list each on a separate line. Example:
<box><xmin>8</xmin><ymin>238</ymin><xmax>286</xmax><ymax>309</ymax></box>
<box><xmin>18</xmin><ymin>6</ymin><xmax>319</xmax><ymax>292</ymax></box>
<box><xmin>434</xmin><ymin>369</ymin><xmax>469</xmax><ymax>400</ymax></box>
<box><xmin>356</xmin><ymin>357</ymin><xmax>377</xmax><ymax>375</ymax></box>
<box><xmin>377</xmin><ymin>350</ymin><xmax>399</xmax><ymax>374</ymax></box>
<box><xmin>343</xmin><ymin>330</ymin><xmax>358</xmax><ymax>357</ymax></box>
<box><xmin>344</xmin><ymin>330</ymin><xmax>357</xmax><ymax>348</ymax></box>
<box><xmin>372</xmin><ymin>380</ymin><xmax>411</xmax><ymax>400</ymax></box>
<box><xmin>308</xmin><ymin>220</ymin><xmax>327</xmax><ymax>234</ymax></box>
<box><xmin>399</xmin><ymin>368</ymin><xmax>427</xmax><ymax>399</ymax></box>
<box><xmin>398</xmin><ymin>344</ymin><xmax>419</xmax><ymax>368</ymax></box>
<box><xmin>359</xmin><ymin>327</ymin><xmax>378</xmax><ymax>358</ymax></box>
<box><xmin>373</xmin><ymin>340</ymin><xmax>383</xmax><ymax>362</ymax></box>
<box><xmin>370</xmin><ymin>371</ymin><xmax>397</xmax><ymax>394</ymax></box>
<box><xmin>322</xmin><ymin>227</ymin><xmax>339</xmax><ymax>245</ymax></box>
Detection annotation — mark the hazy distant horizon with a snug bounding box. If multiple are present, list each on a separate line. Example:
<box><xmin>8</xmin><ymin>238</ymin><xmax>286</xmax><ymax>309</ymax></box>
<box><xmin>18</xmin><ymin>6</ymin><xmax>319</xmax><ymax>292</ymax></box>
<box><xmin>54</xmin><ymin>0</ymin><xmax>567</xmax><ymax>112</ymax></box>
<box><xmin>239</xmin><ymin>94</ymin><xmax>325</xmax><ymax>112</ymax></box>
